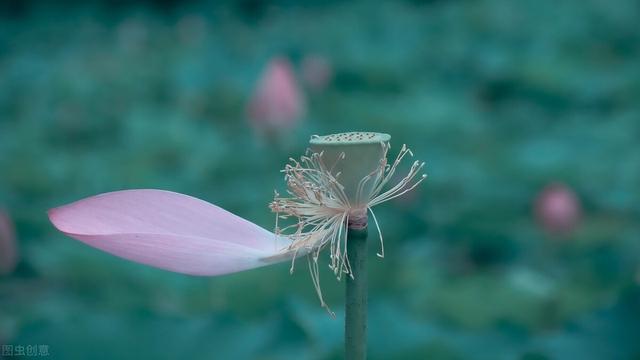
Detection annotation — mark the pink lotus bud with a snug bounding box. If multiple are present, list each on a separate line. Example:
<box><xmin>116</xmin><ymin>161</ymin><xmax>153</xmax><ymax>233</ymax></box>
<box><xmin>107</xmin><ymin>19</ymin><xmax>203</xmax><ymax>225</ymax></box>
<box><xmin>0</xmin><ymin>209</ymin><xmax>18</xmax><ymax>275</ymax></box>
<box><xmin>535</xmin><ymin>183</ymin><xmax>581</xmax><ymax>235</ymax></box>
<box><xmin>48</xmin><ymin>190</ymin><xmax>302</xmax><ymax>276</ymax></box>
<box><xmin>301</xmin><ymin>55</ymin><xmax>333</xmax><ymax>92</ymax></box>
<box><xmin>247</xmin><ymin>57</ymin><xmax>306</xmax><ymax>135</ymax></box>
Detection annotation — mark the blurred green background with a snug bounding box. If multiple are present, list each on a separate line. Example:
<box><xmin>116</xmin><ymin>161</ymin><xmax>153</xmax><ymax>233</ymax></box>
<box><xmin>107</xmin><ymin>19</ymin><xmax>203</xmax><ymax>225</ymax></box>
<box><xmin>1</xmin><ymin>0</ymin><xmax>640</xmax><ymax>359</ymax></box>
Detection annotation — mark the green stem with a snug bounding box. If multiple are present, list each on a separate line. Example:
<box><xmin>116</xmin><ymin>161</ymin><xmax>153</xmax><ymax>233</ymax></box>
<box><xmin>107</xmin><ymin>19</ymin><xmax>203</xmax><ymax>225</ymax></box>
<box><xmin>345</xmin><ymin>226</ymin><xmax>368</xmax><ymax>360</ymax></box>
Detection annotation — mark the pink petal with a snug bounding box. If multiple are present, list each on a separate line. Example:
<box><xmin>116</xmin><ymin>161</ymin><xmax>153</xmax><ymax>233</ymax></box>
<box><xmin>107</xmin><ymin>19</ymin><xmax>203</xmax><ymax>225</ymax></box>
<box><xmin>48</xmin><ymin>189</ymin><xmax>292</xmax><ymax>276</ymax></box>
<box><xmin>0</xmin><ymin>209</ymin><xmax>18</xmax><ymax>275</ymax></box>
<box><xmin>247</xmin><ymin>57</ymin><xmax>306</xmax><ymax>132</ymax></box>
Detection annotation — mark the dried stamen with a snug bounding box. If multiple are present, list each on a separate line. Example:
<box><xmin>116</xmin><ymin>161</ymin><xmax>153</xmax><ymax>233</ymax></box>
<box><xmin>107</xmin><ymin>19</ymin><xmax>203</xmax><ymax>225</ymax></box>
<box><xmin>270</xmin><ymin>139</ymin><xmax>426</xmax><ymax>311</ymax></box>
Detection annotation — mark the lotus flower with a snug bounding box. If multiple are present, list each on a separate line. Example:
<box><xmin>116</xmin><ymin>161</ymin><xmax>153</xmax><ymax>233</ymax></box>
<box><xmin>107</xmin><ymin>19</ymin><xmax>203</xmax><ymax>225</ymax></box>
<box><xmin>48</xmin><ymin>132</ymin><xmax>426</xmax><ymax>312</ymax></box>
<box><xmin>534</xmin><ymin>182</ymin><xmax>581</xmax><ymax>235</ymax></box>
<box><xmin>0</xmin><ymin>209</ymin><xmax>18</xmax><ymax>275</ymax></box>
<box><xmin>270</xmin><ymin>132</ymin><xmax>425</xmax><ymax>307</ymax></box>
<box><xmin>246</xmin><ymin>57</ymin><xmax>306</xmax><ymax>135</ymax></box>
<box><xmin>301</xmin><ymin>54</ymin><xmax>333</xmax><ymax>92</ymax></box>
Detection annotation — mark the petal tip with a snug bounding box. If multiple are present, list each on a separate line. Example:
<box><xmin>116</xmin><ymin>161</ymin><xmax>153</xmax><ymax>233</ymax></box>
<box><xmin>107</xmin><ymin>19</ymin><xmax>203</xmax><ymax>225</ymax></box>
<box><xmin>47</xmin><ymin>206</ymin><xmax>70</xmax><ymax>234</ymax></box>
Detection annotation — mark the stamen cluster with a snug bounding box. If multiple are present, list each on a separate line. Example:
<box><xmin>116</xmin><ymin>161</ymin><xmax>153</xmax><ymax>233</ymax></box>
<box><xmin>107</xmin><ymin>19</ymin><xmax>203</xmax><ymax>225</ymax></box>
<box><xmin>270</xmin><ymin>141</ymin><xmax>426</xmax><ymax>312</ymax></box>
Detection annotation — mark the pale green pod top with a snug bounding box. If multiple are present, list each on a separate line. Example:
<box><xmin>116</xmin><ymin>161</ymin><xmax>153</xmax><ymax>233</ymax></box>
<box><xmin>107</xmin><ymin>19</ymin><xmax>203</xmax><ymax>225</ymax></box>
<box><xmin>310</xmin><ymin>132</ymin><xmax>391</xmax><ymax>208</ymax></box>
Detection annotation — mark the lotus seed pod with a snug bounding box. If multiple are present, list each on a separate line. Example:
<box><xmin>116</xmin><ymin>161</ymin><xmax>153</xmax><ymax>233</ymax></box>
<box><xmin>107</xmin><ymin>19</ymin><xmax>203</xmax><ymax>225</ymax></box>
<box><xmin>310</xmin><ymin>132</ymin><xmax>391</xmax><ymax>208</ymax></box>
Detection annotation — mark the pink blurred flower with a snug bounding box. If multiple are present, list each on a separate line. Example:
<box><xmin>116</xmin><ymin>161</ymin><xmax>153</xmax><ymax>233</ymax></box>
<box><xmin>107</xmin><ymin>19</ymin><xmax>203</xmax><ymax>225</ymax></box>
<box><xmin>534</xmin><ymin>183</ymin><xmax>581</xmax><ymax>235</ymax></box>
<box><xmin>0</xmin><ymin>209</ymin><xmax>18</xmax><ymax>275</ymax></box>
<box><xmin>48</xmin><ymin>190</ymin><xmax>307</xmax><ymax>276</ymax></box>
<box><xmin>247</xmin><ymin>57</ymin><xmax>306</xmax><ymax>135</ymax></box>
<box><xmin>301</xmin><ymin>55</ymin><xmax>333</xmax><ymax>92</ymax></box>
